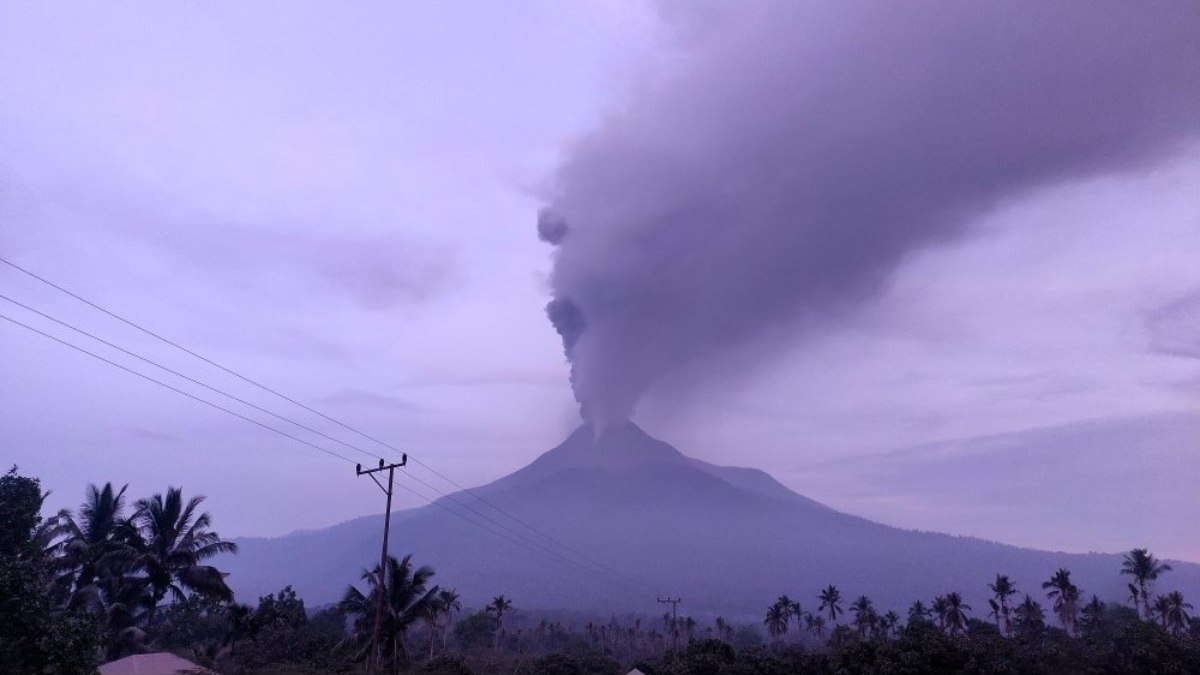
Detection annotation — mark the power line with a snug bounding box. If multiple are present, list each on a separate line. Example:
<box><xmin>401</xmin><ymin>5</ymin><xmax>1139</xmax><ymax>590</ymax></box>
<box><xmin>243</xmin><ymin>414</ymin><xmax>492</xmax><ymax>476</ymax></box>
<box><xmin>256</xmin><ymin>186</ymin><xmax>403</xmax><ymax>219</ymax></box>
<box><xmin>388</xmin><ymin>471</ymin><xmax>651</xmax><ymax>592</ymax></box>
<box><xmin>0</xmin><ymin>294</ymin><xmax>643</xmax><ymax>588</ymax></box>
<box><xmin>0</xmin><ymin>292</ymin><xmax>644</xmax><ymax>587</ymax></box>
<box><xmin>0</xmin><ymin>254</ymin><xmax>642</xmax><ymax>588</ymax></box>
<box><xmin>0</xmin><ymin>311</ymin><xmax>359</xmax><ymax>465</ymax></box>
<box><xmin>0</xmin><ymin>308</ymin><xmax>649</xmax><ymax>592</ymax></box>
<box><xmin>0</xmin><ymin>292</ymin><xmax>387</xmax><ymax>462</ymax></box>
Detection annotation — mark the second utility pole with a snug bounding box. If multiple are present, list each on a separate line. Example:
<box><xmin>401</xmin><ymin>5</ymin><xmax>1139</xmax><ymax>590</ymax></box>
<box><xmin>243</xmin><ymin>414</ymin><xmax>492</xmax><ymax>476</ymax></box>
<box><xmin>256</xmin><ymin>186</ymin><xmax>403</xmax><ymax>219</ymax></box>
<box><xmin>358</xmin><ymin>456</ymin><xmax>407</xmax><ymax>675</ymax></box>
<box><xmin>657</xmin><ymin>596</ymin><xmax>681</xmax><ymax>652</ymax></box>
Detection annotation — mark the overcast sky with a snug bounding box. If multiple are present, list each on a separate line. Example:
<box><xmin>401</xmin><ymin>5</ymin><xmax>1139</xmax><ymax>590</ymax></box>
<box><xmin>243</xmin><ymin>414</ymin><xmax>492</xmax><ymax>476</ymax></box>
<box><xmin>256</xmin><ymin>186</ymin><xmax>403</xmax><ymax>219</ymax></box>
<box><xmin>1</xmin><ymin>1</ymin><xmax>1197</xmax><ymax>564</ymax></box>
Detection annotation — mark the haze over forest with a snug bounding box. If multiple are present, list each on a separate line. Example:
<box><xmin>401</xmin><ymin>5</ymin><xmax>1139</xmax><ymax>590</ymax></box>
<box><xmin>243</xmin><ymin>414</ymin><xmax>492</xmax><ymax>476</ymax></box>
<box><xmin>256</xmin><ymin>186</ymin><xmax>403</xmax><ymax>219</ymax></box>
<box><xmin>2</xmin><ymin>0</ymin><xmax>1199</xmax><ymax>582</ymax></box>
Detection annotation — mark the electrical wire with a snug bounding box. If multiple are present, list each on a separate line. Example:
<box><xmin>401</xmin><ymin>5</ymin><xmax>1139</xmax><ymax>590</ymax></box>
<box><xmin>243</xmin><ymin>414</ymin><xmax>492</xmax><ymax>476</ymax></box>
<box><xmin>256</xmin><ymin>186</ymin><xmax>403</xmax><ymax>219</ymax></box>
<box><xmin>0</xmin><ymin>311</ymin><xmax>359</xmax><ymax>465</ymax></box>
<box><xmin>0</xmin><ymin>291</ymin><xmax>647</xmax><ymax>589</ymax></box>
<box><xmin>0</xmin><ymin>254</ymin><xmax>646</xmax><ymax>590</ymax></box>
<box><xmin>0</xmin><ymin>307</ymin><xmax>650</xmax><ymax>593</ymax></box>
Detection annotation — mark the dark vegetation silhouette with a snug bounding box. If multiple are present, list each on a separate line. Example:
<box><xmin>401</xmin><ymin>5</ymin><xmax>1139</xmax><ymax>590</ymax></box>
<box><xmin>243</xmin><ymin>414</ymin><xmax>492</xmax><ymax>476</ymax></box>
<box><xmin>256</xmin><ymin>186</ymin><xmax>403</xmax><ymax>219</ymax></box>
<box><xmin>3</xmin><ymin>467</ymin><xmax>1198</xmax><ymax>674</ymax></box>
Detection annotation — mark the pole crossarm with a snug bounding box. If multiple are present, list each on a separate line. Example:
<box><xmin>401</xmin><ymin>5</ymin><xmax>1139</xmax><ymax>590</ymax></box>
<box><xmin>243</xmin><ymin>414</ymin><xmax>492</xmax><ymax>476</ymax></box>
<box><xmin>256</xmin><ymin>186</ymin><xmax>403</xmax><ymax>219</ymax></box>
<box><xmin>657</xmin><ymin>596</ymin><xmax>682</xmax><ymax>653</ymax></box>
<box><xmin>356</xmin><ymin>455</ymin><xmax>407</xmax><ymax>675</ymax></box>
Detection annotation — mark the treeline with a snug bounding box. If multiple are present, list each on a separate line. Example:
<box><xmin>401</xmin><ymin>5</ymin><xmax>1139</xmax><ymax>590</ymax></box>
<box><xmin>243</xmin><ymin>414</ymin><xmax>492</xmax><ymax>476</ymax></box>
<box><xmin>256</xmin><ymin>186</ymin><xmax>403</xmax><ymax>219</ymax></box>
<box><xmin>761</xmin><ymin>554</ymin><xmax>1193</xmax><ymax>643</ymax></box>
<box><xmin>1</xmin><ymin>469</ymin><xmax>239</xmax><ymax>674</ymax></box>
<box><xmin>3</xmin><ymin>468</ymin><xmax>1198</xmax><ymax>675</ymax></box>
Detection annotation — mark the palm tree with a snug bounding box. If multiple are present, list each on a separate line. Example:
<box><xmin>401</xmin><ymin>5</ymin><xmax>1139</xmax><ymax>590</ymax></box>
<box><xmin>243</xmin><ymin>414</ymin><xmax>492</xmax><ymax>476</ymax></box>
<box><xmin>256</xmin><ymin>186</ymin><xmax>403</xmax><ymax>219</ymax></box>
<box><xmin>908</xmin><ymin>600</ymin><xmax>932</xmax><ymax>624</ymax></box>
<box><xmin>436</xmin><ymin>589</ymin><xmax>460</xmax><ymax>651</ymax></box>
<box><xmin>931</xmin><ymin>596</ymin><xmax>949</xmax><ymax>632</ymax></box>
<box><xmin>223</xmin><ymin>602</ymin><xmax>253</xmax><ymax>652</ymax></box>
<box><xmin>340</xmin><ymin>554</ymin><xmax>439</xmax><ymax>671</ymax></box>
<box><xmin>774</xmin><ymin>595</ymin><xmax>795</xmax><ymax>631</ymax></box>
<box><xmin>850</xmin><ymin>595</ymin><xmax>876</xmax><ymax>638</ymax></box>
<box><xmin>57</xmin><ymin>483</ymin><xmax>136</xmax><ymax>603</ymax></box>
<box><xmin>805</xmin><ymin>613</ymin><xmax>826</xmax><ymax>640</ymax></box>
<box><xmin>880</xmin><ymin>610</ymin><xmax>901</xmax><ymax>639</ymax></box>
<box><xmin>789</xmin><ymin>599</ymin><xmax>803</xmax><ymax>639</ymax></box>
<box><xmin>1121</xmin><ymin>548</ymin><xmax>1172</xmax><ymax>619</ymax></box>
<box><xmin>988</xmin><ymin>574</ymin><xmax>1017</xmax><ymax>636</ymax></box>
<box><xmin>1041</xmin><ymin>568</ymin><xmax>1080</xmax><ymax>635</ymax></box>
<box><xmin>487</xmin><ymin>595</ymin><xmax>513</xmax><ymax>650</ymax></box>
<box><xmin>1126</xmin><ymin>583</ymin><xmax>1141</xmax><ymax>612</ymax></box>
<box><xmin>1012</xmin><ymin>595</ymin><xmax>1045</xmax><ymax>639</ymax></box>
<box><xmin>126</xmin><ymin>487</ymin><xmax>237</xmax><ymax>630</ymax></box>
<box><xmin>1080</xmin><ymin>595</ymin><xmax>1105</xmax><ymax>631</ymax></box>
<box><xmin>1160</xmin><ymin>591</ymin><xmax>1192</xmax><ymax>635</ymax></box>
<box><xmin>714</xmin><ymin>616</ymin><xmax>730</xmax><ymax>643</ymax></box>
<box><xmin>763</xmin><ymin>603</ymin><xmax>788</xmax><ymax>642</ymax></box>
<box><xmin>1151</xmin><ymin>594</ymin><xmax>1172</xmax><ymax>630</ymax></box>
<box><xmin>941</xmin><ymin>592</ymin><xmax>971</xmax><ymax>637</ymax></box>
<box><xmin>818</xmin><ymin>585</ymin><xmax>843</xmax><ymax>624</ymax></box>
<box><xmin>683</xmin><ymin>616</ymin><xmax>697</xmax><ymax>643</ymax></box>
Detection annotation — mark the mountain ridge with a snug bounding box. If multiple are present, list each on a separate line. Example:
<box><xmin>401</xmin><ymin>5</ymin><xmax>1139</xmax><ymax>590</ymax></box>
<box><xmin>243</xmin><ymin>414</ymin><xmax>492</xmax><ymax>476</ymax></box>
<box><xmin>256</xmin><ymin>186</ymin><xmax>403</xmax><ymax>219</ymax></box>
<box><xmin>219</xmin><ymin>422</ymin><xmax>1199</xmax><ymax>619</ymax></box>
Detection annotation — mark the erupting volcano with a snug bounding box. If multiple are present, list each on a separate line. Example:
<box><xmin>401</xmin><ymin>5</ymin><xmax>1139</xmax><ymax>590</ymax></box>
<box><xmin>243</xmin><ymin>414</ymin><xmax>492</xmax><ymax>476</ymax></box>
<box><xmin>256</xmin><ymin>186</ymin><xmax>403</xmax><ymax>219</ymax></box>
<box><xmin>221</xmin><ymin>421</ymin><xmax>1200</xmax><ymax>615</ymax></box>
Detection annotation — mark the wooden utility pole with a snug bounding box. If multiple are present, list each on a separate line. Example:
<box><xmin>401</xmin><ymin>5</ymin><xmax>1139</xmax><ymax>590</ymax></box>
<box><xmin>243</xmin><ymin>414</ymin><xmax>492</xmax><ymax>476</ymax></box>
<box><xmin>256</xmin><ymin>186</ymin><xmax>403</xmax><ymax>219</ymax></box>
<box><xmin>357</xmin><ymin>456</ymin><xmax>407</xmax><ymax>675</ymax></box>
<box><xmin>657</xmin><ymin>596</ymin><xmax>681</xmax><ymax>653</ymax></box>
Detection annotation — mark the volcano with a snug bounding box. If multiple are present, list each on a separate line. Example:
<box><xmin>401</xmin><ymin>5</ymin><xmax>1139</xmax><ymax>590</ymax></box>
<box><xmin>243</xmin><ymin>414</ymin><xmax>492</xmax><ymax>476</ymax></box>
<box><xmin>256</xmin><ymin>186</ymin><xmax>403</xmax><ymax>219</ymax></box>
<box><xmin>221</xmin><ymin>423</ymin><xmax>1199</xmax><ymax>617</ymax></box>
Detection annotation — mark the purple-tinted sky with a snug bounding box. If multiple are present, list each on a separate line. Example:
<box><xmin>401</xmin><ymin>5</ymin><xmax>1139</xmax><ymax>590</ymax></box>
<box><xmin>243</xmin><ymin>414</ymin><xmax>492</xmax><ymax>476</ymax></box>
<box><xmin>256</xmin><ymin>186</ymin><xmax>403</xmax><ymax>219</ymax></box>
<box><xmin>2</xmin><ymin>2</ymin><xmax>1197</xmax><ymax>562</ymax></box>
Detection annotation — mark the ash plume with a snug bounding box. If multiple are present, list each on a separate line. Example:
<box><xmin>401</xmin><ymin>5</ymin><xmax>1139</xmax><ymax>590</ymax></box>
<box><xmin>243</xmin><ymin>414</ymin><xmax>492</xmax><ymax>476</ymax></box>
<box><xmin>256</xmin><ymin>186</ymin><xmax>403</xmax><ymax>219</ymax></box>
<box><xmin>540</xmin><ymin>1</ymin><xmax>1200</xmax><ymax>428</ymax></box>
<box><xmin>536</xmin><ymin>208</ymin><xmax>570</xmax><ymax>245</ymax></box>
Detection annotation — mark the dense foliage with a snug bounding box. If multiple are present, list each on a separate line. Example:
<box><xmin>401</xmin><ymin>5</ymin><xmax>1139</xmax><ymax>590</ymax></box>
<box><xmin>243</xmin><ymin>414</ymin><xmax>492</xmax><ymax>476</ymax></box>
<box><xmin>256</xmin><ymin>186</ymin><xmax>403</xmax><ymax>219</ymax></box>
<box><xmin>4</xmin><ymin>468</ymin><xmax>1197</xmax><ymax>674</ymax></box>
<box><xmin>0</xmin><ymin>468</ymin><xmax>104</xmax><ymax>675</ymax></box>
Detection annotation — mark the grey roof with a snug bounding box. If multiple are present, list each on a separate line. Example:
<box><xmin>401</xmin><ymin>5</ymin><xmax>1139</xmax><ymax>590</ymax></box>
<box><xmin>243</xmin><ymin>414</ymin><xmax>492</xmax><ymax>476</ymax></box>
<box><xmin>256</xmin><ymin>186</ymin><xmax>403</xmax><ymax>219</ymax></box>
<box><xmin>98</xmin><ymin>653</ymin><xmax>212</xmax><ymax>675</ymax></box>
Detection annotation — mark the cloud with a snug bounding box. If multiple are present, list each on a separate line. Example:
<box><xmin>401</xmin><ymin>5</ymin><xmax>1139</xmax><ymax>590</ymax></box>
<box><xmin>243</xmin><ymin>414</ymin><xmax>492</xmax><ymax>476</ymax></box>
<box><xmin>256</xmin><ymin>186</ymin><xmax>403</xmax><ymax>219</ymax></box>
<box><xmin>1</xmin><ymin>167</ymin><xmax>457</xmax><ymax>311</ymax></box>
<box><xmin>539</xmin><ymin>1</ymin><xmax>1200</xmax><ymax>427</ymax></box>
<box><xmin>801</xmin><ymin>411</ymin><xmax>1200</xmax><ymax>560</ymax></box>
<box><xmin>1146</xmin><ymin>290</ymin><xmax>1200</xmax><ymax>359</ymax></box>
<box><xmin>318</xmin><ymin>388</ymin><xmax>422</xmax><ymax>413</ymax></box>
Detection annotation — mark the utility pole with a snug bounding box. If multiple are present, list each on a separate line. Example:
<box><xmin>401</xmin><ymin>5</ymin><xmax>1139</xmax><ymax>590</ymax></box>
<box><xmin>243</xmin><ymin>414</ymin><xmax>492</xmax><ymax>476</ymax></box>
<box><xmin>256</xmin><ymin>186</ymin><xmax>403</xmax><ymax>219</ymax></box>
<box><xmin>357</xmin><ymin>456</ymin><xmax>407</xmax><ymax>675</ymax></box>
<box><xmin>657</xmin><ymin>596</ymin><xmax>681</xmax><ymax>653</ymax></box>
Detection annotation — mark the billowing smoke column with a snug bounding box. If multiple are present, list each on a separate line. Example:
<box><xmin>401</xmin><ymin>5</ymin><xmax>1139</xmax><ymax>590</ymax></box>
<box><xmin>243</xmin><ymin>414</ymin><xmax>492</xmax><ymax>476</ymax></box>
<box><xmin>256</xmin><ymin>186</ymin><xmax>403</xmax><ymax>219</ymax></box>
<box><xmin>540</xmin><ymin>1</ymin><xmax>1200</xmax><ymax>429</ymax></box>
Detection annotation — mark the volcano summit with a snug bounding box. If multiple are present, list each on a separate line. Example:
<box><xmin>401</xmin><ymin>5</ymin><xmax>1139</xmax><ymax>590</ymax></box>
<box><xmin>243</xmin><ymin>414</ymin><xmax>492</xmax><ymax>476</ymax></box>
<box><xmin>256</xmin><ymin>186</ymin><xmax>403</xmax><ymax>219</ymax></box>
<box><xmin>221</xmin><ymin>423</ymin><xmax>1199</xmax><ymax>617</ymax></box>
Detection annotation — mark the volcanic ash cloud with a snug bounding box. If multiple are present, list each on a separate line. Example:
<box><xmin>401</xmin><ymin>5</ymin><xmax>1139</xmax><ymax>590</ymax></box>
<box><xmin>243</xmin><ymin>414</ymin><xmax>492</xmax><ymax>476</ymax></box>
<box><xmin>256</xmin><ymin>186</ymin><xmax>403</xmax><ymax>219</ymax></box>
<box><xmin>539</xmin><ymin>1</ymin><xmax>1200</xmax><ymax>428</ymax></box>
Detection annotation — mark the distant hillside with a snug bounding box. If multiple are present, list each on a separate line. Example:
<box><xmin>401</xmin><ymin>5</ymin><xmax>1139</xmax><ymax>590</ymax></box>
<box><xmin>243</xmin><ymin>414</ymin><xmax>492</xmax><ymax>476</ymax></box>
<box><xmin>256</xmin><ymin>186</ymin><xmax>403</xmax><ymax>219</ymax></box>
<box><xmin>219</xmin><ymin>423</ymin><xmax>1199</xmax><ymax>619</ymax></box>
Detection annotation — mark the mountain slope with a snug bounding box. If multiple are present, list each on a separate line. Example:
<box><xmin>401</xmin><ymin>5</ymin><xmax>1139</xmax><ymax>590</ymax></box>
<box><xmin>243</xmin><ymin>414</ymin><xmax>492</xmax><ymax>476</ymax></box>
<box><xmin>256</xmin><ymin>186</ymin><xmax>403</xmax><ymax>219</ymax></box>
<box><xmin>219</xmin><ymin>423</ymin><xmax>1199</xmax><ymax>618</ymax></box>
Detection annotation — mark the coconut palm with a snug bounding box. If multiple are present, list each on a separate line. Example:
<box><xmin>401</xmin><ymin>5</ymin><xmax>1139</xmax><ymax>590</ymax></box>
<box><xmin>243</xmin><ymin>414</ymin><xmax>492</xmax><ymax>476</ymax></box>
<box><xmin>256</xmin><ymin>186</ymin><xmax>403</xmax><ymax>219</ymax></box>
<box><xmin>1080</xmin><ymin>595</ymin><xmax>1105</xmax><ymax>631</ymax></box>
<box><xmin>850</xmin><ymin>595</ymin><xmax>876</xmax><ymax>638</ymax></box>
<box><xmin>818</xmin><ymin>585</ymin><xmax>843</xmax><ymax>624</ymax></box>
<box><xmin>487</xmin><ymin>595</ymin><xmax>513</xmax><ymax>650</ymax></box>
<box><xmin>1160</xmin><ymin>591</ymin><xmax>1192</xmax><ymax>635</ymax></box>
<box><xmin>1151</xmin><ymin>594</ymin><xmax>1172</xmax><ymax>630</ymax></box>
<box><xmin>124</xmin><ymin>487</ymin><xmax>237</xmax><ymax>630</ymax></box>
<box><xmin>715</xmin><ymin>616</ymin><xmax>731</xmax><ymax>643</ymax></box>
<box><xmin>805</xmin><ymin>613</ymin><xmax>826</xmax><ymax>640</ymax></box>
<box><xmin>908</xmin><ymin>600</ymin><xmax>932</xmax><ymax>624</ymax></box>
<box><xmin>881</xmin><ymin>610</ymin><xmax>901</xmax><ymax>639</ymax></box>
<box><xmin>1121</xmin><ymin>548</ymin><xmax>1172</xmax><ymax>619</ymax></box>
<box><xmin>683</xmin><ymin>616</ymin><xmax>697</xmax><ymax>642</ymax></box>
<box><xmin>51</xmin><ymin>483</ymin><xmax>153</xmax><ymax>660</ymax></box>
<box><xmin>340</xmin><ymin>554</ymin><xmax>439</xmax><ymax>671</ymax></box>
<box><xmin>988</xmin><ymin>574</ymin><xmax>1017</xmax><ymax>636</ymax></box>
<box><xmin>941</xmin><ymin>592</ymin><xmax>971</xmax><ymax>636</ymax></box>
<box><xmin>436</xmin><ymin>589</ymin><xmax>460</xmax><ymax>651</ymax></box>
<box><xmin>931</xmin><ymin>596</ymin><xmax>949</xmax><ymax>632</ymax></box>
<box><xmin>32</xmin><ymin>505</ymin><xmax>74</xmax><ymax>601</ymax></box>
<box><xmin>1126</xmin><ymin>584</ymin><xmax>1141</xmax><ymax>611</ymax></box>
<box><xmin>1041</xmin><ymin>568</ymin><xmax>1081</xmax><ymax>634</ymax></box>
<box><xmin>487</xmin><ymin>595</ymin><xmax>512</xmax><ymax>621</ymax></box>
<box><xmin>763</xmin><ymin>603</ymin><xmax>788</xmax><ymax>642</ymax></box>
<box><xmin>773</xmin><ymin>595</ymin><xmax>795</xmax><ymax>631</ymax></box>
<box><xmin>56</xmin><ymin>483</ymin><xmax>138</xmax><ymax>604</ymax></box>
<box><xmin>1012</xmin><ymin>595</ymin><xmax>1045</xmax><ymax>639</ymax></box>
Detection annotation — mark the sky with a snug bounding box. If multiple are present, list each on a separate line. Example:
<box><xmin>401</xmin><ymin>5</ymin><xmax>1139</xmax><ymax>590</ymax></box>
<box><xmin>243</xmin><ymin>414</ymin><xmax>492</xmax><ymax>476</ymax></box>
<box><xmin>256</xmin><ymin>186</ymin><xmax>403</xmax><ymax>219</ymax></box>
<box><xmin>1</xmin><ymin>2</ymin><xmax>1197</xmax><ymax>563</ymax></box>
